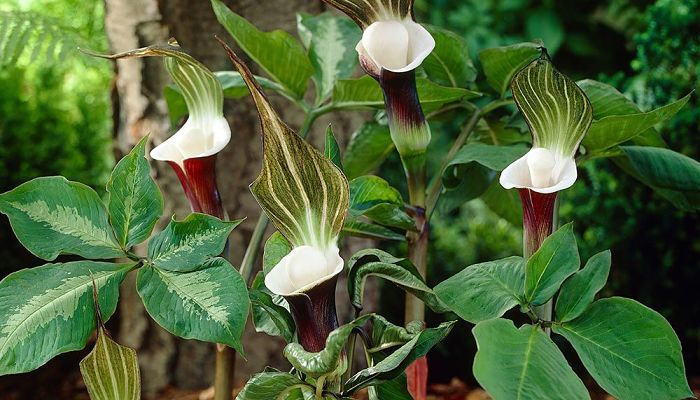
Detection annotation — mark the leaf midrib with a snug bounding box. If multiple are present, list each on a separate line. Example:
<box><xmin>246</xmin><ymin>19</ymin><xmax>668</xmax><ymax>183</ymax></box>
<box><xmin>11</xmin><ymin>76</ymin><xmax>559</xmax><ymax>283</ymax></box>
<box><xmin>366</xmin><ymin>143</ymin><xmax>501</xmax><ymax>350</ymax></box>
<box><xmin>515</xmin><ymin>327</ymin><xmax>538</xmax><ymax>400</ymax></box>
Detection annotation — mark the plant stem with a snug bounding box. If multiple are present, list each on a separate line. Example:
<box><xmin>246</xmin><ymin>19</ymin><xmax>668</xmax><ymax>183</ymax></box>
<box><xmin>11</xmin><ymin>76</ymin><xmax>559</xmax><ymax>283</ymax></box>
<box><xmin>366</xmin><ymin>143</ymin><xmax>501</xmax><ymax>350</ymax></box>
<box><xmin>239</xmin><ymin>213</ymin><xmax>269</xmax><ymax>285</ymax></box>
<box><xmin>214</xmin><ymin>344</ymin><xmax>235</xmax><ymax>400</ymax></box>
<box><xmin>405</xmin><ymin>208</ymin><xmax>428</xmax><ymax>323</ymax></box>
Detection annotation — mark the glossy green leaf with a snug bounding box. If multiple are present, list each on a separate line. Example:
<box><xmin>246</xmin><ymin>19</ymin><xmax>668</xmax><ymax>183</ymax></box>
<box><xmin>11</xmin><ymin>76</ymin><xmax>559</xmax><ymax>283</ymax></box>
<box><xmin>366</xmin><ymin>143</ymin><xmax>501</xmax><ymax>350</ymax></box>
<box><xmin>525</xmin><ymin>223</ymin><xmax>580</xmax><ymax>306</ymax></box>
<box><xmin>511</xmin><ymin>56</ymin><xmax>592</xmax><ymax>157</ymax></box>
<box><xmin>343</xmin><ymin>122</ymin><xmax>394</xmax><ymax>180</ymax></box>
<box><xmin>435</xmin><ymin>256</ymin><xmax>525</xmax><ymax>324</ymax></box>
<box><xmin>555</xmin><ymin>250</ymin><xmax>610</xmax><ymax>322</ymax></box>
<box><xmin>480</xmin><ymin>180</ymin><xmax>523</xmax><ymax>226</ymax></box>
<box><xmin>262</xmin><ymin>231</ymin><xmax>293</xmax><ymax>275</ymax></box>
<box><xmin>212</xmin><ymin>0</ymin><xmax>313</xmax><ymax>98</ymax></box>
<box><xmin>478</xmin><ymin>42</ymin><xmax>542</xmax><ymax>97</ymax></box>
<box><xmin>237</xmin><ymin>371</ymin><xmax>316</xmax><ymax>400</ymax></box>
<box><xmin>147</xmin><ymin>213</ymin><xmax>243</xmax><ymax>272</ymax></box>
<box><xmin>325</xmin><ymin>125</ymin><xmax>343</xmax><ymax>170</ymax></box>
<box><xmin>342</xmin><ymin>218</ymin><xmax>406</xmax><ymax>241</ymax></box>
<box><xmin>249</xmin><ymin>288</ymin><xmax>295</xmax><ymax>343</ymax></box>
<box><xmin>422</xmin><ymin>25</ymin><xmax>476</xmax><ymax>87</ymax></box>
<box><xmin>583</xmin><ymin>94</ymin><xmax>690</xmax><ymax>153</ymax></box>
<box><xmin>473</xmin><ymin>319</ymin><xmax>589</xmax><ymax>400</ymax></box>
<box><xmin>0</xmin><ymin>176</ymin><xmax>125</xmax><ymax>261</ymax></box>
<box><xmin>349</xmin><ymin>176</ymin><xmax>414</xmax><ymax>230</ymax></box>
<box><xmin>79</xmin><ymin>328</ymin><xmax>141</xmax><ymax>400</ymax></box>
<box><xmin>0</xmin><ymin>261</ymin><xmax>133</xmax><ymax>375</ymax></box>
<box><xmin>369</xmin><ymin>315</ymin><xmax>420</xmax><ymax>353</ymax></box>
<box><xmin>553</xmin><ymin>297</ymin><xmax>693</xmax><ymax>400</ymax></box>
<box><xmin>137</xmin><ymin>258</ymin><xmax>249</xmax><ymax>354</ymax></box>
<box><xmin>347</xmin><ymin>249</ymin><xmax>447</xmax><ymax>313</ymax></box>
<box><xmin>222</xmin><ymin>43</ymin><xmax>350</xmax><ymax>249</ymax></box>
<box><xmin>368</xmin><ymin>373</ymin><xmax>412</xmax><ymax>400</ymax></box>
<box><xmin>107</xmin><ymin>136</ymin><xmax>163</xmax><ymax>249</ymax></box>
<box><xmin>343</xmin><ymin>321</ymin><xmax>455</xmax><ymax>394</ymax></box>
<box><xmin>297</xmin><ymin>12</ymin><xmax>361</xmax><ymax>101</ymax></box>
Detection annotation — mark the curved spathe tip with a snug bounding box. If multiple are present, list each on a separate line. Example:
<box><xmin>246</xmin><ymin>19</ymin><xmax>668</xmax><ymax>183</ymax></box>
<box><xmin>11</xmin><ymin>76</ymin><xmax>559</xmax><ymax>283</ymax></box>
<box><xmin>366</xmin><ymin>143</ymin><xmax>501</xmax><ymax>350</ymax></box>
<box><xmin>150</xmin><ymin>115</ymin><xmax>231</xmax><ymax>167</ymax></box>
<box><xmin>499</xmin><ymin>148</ymin><xmax>577</xmax><ymax>194</ymax></box>
<box><xmin>265</xmin><ymin>245</ymin><xmax>344</xmax><ymax>296</ymax></box>
<box><xmin>356</xmin><ymin>19</ymin><xmax>434</xmax><ymax>74</ymax></box>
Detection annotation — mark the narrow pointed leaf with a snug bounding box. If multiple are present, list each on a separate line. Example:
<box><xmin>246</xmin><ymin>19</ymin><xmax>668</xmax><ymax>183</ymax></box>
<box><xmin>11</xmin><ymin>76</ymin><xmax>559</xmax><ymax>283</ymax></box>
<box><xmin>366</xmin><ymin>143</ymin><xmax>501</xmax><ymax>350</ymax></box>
<box><xmin>0</xmin><ymin>261</ymin><xmax>133</xmax><ymax>375</ymax></box>
<box><xmin>325</xmin><ymin>125</ymin><xmax>343</xmax><ymax>170</ymax></box>
<box><xmin>0</xmin><ymin>177</ymin><xmax>125</xmax><ymax>260</ymax></box>
<box><xmin>320</xmin><ymin>0</ymin><xmax>414</xmax><ymax>28</ymax></box>
<box><xmin>435</xmin><ymin>257</ymin><xmax>525</xmax><ymax>323</ymax></box>
<box><xmin>237</xmin><ymin>371</ymin><xmax>316</xmax><ymax>400</ymax></box>
<box><xmin>342</xmin><ymin>218</ymin><xmax>406</xmax><ymax>241</ymax></box>
<box><xmin>553</xmin><ymin>298</ymin><xmax>693</xmax><ymax>400</ymax></box>
<box><xmin>511</xmin><ymin>56</ymin><xmax>593</xmax><ymax>157</ymax></box>
<box><xmin>555</xmin><ymin>250</ymin><xmax>610</xmax><ymax>322</ymax></box>
<box><xmin>212</xmin><ymin>0</ymin><xmax>313</xmax><ymax>98</ymax></box>
<box><xmin>478</xmin><ymin>42</ymin><xmax>541</xmax><ymax>97</ymax></box>
<box><xmin>343</xmin><ymin>123</ymin><xmax>394</xmax><ymax>180</ymax></box>
<box><xmin>136</xmin><ymin>258</ymin><xmax>249</xmax><ymax>354</ymax></box>
<box><xmin>80</xmin><ymin>328</ymin><xmax>141</xmax><ymax>400</ymax></box>
<box><xmin>422</xmin><ymin>25</ymin><xmax>476</xmax><ymax>87</ymax></box>
<box><xmin>220</xmin><ymin>41</ymin><xmax>349</xmax><ymax>248</ymax></box>
<box><xmin>107</xmin><ymin>136</ymin><xmax>163</xmax><ymax>248</ymax></box>
<box><xmin>148</xmin><ymin>213</ymin><xmax>243</xmax><ymax>272</ymax></box>
<box><xmin>473</xmin><ymin>319</ymin><xmax>589</xmax><ymax>400</ymax></box>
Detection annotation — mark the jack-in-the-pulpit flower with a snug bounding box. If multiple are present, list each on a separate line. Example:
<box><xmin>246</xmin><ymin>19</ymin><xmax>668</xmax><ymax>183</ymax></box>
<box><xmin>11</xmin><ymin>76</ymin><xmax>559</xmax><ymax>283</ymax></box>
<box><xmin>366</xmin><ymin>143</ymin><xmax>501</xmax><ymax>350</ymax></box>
<box><xmin>499</xmin><ymin>51</ymin><xmax>592</xmax><ymax>256</ymax></box>
<box><xmin>219</xmin><ymin>39</ymin><xmax>350</xmax><ymax>353</ymax></box>
<box><xmin>88</xmin><ymin>41</ymin><xmax>231</xmax><ymax>219</ymax></box>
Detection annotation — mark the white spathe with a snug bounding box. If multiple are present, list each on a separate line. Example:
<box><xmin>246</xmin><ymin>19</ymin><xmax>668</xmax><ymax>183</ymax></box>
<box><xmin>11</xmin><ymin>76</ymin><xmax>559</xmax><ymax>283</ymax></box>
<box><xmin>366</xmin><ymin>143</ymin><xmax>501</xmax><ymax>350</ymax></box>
<box><xmin>500</xmin><ymin>147</ymin><xmax>577</xmax><ymax>194</ymax></box>
<box><xmin>150</xmin><ymin>114</ymin><xmax>231</xmax><ymax>167</ymax></box>
<box><xmin>265</xmin><ymin>245</ymin><xmax>344</xmax><ymax>296</ymax></box>
<box><xmin>356</xmin><ymin>19</ymin><xmax>435</xmax><ymax>73</ymax></box>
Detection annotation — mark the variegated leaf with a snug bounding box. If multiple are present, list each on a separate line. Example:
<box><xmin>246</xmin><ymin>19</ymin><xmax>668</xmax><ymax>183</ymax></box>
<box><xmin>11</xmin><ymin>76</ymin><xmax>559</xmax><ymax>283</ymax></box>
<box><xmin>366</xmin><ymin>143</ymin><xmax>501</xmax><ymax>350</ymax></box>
<box><xmin>0</xmin><ymin>176</ymin><xmax>125</xmax><ymax>261</ymax></box>
<box><xmin>136</xmin><ymin>257</ymin><xmax>249</xmax><ymax>354</ymax></box>
<box><xmin>511</xmin><ymin>54</ymin><xmax>593</xmax><ymax>158</ymax></box>
<box><xmin>80</xmin><ymin>328</ymin><xmax>141</xmax><ymax>400</ymax></box>
<box><xmin>0</xmin><ymin>261</ymin><xmax>134</xmax><ymax>375</ymax></box>
<box><xmin>321</xmin><ymin>0</ymin><xmax>414</xmax><ymax>28</ymax></box>
<box><xmin>219</xmin><ymin>40</ymin><xmax>349</xmax><ymax>249</ymax></box>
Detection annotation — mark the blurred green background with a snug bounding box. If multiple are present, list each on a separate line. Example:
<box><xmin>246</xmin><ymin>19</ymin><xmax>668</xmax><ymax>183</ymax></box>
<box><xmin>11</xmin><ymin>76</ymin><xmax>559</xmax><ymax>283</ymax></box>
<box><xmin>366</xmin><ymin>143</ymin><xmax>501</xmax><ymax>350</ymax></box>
<box><xmin>0</xmin><ymin>0</ymin><xmax>698</xmax><ymax>388</ymax></box>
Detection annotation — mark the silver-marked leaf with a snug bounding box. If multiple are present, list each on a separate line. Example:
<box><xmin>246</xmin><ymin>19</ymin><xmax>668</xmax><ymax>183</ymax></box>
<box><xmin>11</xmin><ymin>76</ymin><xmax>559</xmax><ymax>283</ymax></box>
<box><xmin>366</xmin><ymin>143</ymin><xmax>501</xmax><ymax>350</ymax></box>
<box><xmin>346</xmin><ymin>249</ymin><xmax>447</xmax><ymax>313</ymax></box>
<box><xmin>79</xmin><ymin>328</ymin><xmax>141</xmax><ymax>400</ymax></box>
<box><xmin>435</xmin><ymin>257</ymin><xmax>525</xmax><ymax>324</ymax></box>
<box><xmin>262</xmin><ymin>231</ymin><xmax>293</xmax><ymax>275</ymax></box>
<box><xmin>525</xmin><ymin>223</ymin><xmax>580</xmax><ymax>306</ymax></box>
<box><xmin>237</xmin><ymin>371</ymin><xmax>316</xmax><ymax>400</ymax></box>
<box><xmin>107</xmin><ymin>136</ymin><xmax>163</xmax><ymax>249</ymax></box>
<box><xmin>422</xmin><ymin>25</ymin><xmax>476</xmax><ymax>87</ymax></box>
<box><xmin>478</xmin><ymin>42</ymin><xmax>541</xmax><ymax>97</ymax></box>
<box><xmin>325</xmin><ymin>125</ymin><xmax>343</xmax><ymax>170</ymax></box>
<box><xmin>148</xmin><ymin>213</ymin><xmax>243</xmax><ymax>272</ymax></box>
<box><xmin>555</xmin><ymin>250</ymin><xmax>610</xmax><ymax>322</ymax></box>
<box><xmin>473</xmin><ymin>319</ymin><xmax>589</xmax><ymax>400</ymax></box>
<box><xmin>583</xmin><ymin>94</ymin><xmax>690</xmax><ymax>153</ymax></box>
<box><xmin>221</xmin><ymin>41</ymin><xmax>349</xmax><ymax>249</ymax></box>
<box><xmin>0</xmin><ymin>176</ymin><xmax>125</xmax><ymax>261</ymax></box>
<box><xmin>343</xmin><ymin>123</ymin><xmax>395</xmax><ymax>180</ymax></box>
<box><xmin>212</xmin><ymin>0</ymin><xmax>313</xmax><ymax>98</ymax></box>
<box><xmin>349</xmin><ymin>176</ymin><xmax>414</xmax><ymax>230</ymax></box>
<box><xmin>0</xmin><ymin>261</ymin><xmax>133</xmax><ymax>375</ymax></box>
<box><xmin>511</xmin><ymin>55</ymin><xmax>593</xmax><ymax>157</ymax></box>
<box><xmin>320</xmin><ymin>0</ymin><xmax>414</xmax><ymax>28</ymax></box>
<box><xmin>136</xmin><ymin>258</ymin><xmax>249</xmax><ymax>354</ymax></box>
<box><xmin>553</xmin><ymin>298</ymin><xmax>693</xmax><ymax>400</ymax></box>
<box><xmin>342</xmin><ymin>218</ymin><xmax>406</xmax><ymax>241</ymax></box>
<box><xmin>297</xmin><ymin>12</ymin><xmax>361</xmax><ymax>102</ymax></box>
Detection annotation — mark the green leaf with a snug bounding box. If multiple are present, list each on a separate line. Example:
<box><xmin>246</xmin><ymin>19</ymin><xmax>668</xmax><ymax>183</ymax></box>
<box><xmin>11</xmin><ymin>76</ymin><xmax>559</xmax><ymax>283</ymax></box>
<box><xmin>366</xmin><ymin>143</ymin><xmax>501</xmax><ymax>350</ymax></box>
<box><xmin>342</xmin><ymin>218</ymin><xmax>406</xmax><ymax>241</ymax></box>
<box><xmin>553</xmin><ymin>297</ymin><xmax>693</xmax><ymax>400</ymax></box>
<box><xmin>284</xmin><ymin>314</ymin><xmax>372</xmax><ymax>378</ymax></box>
<box><xmin>249</xmin><ymin>288</ymin><xmax>295</xmax><ymax>343</ymax></box>
<box><xmin>369</xmin><ymin>315</ymin><xmax>420</xmax><ymax>352</ymax></box>
<box><xmin>422</xmin><ymin>25</ymin><xmax>476</xmax><ymax>87</ymax></box>
<box><xmin>349</xmin><ymin>176</ymin><xmax>414</xmax><ymax>230</ymax></box>
<box><xmin>583</xmin><ymin>94</ymin><xmax>690</xmax><ymax>153</ymax></box>
<box><xmin>347</xmin><ymin>249</ymin><xmax>447</xmax><ymax>313</ymax></box>
<box><xmin>297</xmin><ymin>12</ymin><xmax>361</xmax><ymax>102</ymax></box>
<box><xmin>525</xmin><ymin>223</ymin><xmax>580</xmax><ymax>306</ymax></box>
<box><xmin>237</xmin><ymin>371</ymin><xmax>316</xmax><ymax>400</ymax></box>
<box><xmin>137</xmin><ymin>258</ymin><xmax>249</xmax><ymax>354</ymax></box>
<box><xmin>212</xmin><ymin>0</ymin><xmax>313</xmax><ymax>98</ymax></box>
<box><xmin>325</xmin><ymin>125</ymin><xmax>343</xmax><ymax>170</ymax></box>
<box><xmin>0</xmin><ymin>261</ymin><xmax>133</xmax><ymax>375</ymax></box>
<box><xmin>511</xmin><ymin>55</ymin><xmax>593</xmax><ymax>157</ymax></box>
<box><xmin>262</xmin><ymin>231</ymin><xmax>293</xmax><ymax>275</ymax></box>
<box><xmin>107</xmin><ymin>136</ymin><xmax>163</xmax><ymax>249</ymax></box>
<box><xmin>478</xmin><ymin>42</ymin><xmax>542</xmax><ymax>97</ymax></box>
<box><xmin>343</xmin><ymin>122</ymin><xmax>394</xmax><ymax>180</ymax></box>
<box><xmin>332</xmin><ymin>75</ymin><xmax>481</xmax><ymax>112</ymax></box>
<box><xmin>435</xmin><ymin>257</ymin><xmax>525</xmax><ymax>324</ymax></box>
<box><xmin>79</xmin><ymin>327</ymin><xmax>141</xmax><ymax>400</ymax></box>
<box><xmin>555</xmin><ymin>250</ymin><xmax>610</xmax><ymax>322</ymax></box>
<box><xmin>480</xmin><ymin>180</ymin><xmax>523</xmax><ymax>226</ymax></box>
<box><xmin>148</xmin><ymin>213</ymin><xmax>243</xmax><ymax>272</ymax></box>
<box><xmin>369</xmin><ymin>374</ymin><xmax>412</xmax><ymax>400</ymax></box>
<box><xmin>473</xmin><ymin>319</ymin><xmax>589</xmax><ymax>400</ymax></box>
<box><xmin>343</xmin><ymin>321</ymin><xmax>455</xmax><ymax>394</ymax></box>
<box><xmin>0</xmin><ymin>176</ymin><xmax>125</xmax><ymax>261</ymax></box>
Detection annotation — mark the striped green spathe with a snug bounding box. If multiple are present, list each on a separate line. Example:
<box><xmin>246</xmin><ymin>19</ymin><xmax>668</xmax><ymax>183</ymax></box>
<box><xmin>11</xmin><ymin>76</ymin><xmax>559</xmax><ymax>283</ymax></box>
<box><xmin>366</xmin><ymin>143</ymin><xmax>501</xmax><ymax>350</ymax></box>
<box><xmin>80</xmin><ymin>328</ymin><xmax>141</xmax><ymax>400</ymax></box>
